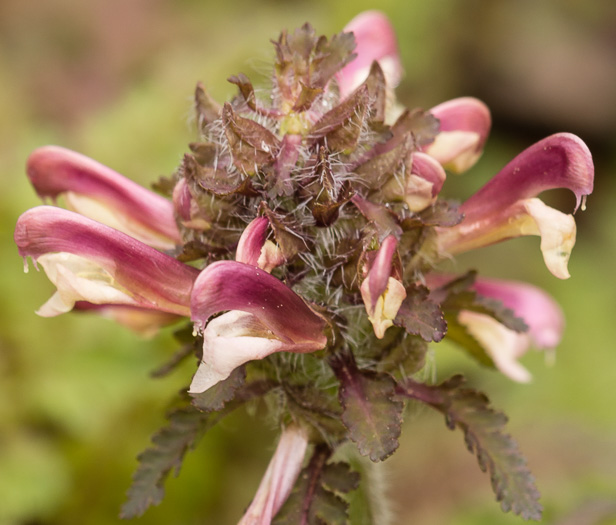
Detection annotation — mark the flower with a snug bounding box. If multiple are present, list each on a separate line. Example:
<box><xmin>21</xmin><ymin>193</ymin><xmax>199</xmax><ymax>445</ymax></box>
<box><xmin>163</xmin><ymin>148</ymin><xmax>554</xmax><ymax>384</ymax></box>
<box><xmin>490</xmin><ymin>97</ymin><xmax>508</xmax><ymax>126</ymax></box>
<box><xmin>26</xmin><ymin>146</ymin><xmax>181</xmax><ymax>250</ymax></box>
<box><xmin>189</xmin><ymin>260</ymin><xmax>327</xmax><ymax>393</ymax></box>
<box><xmin>237</xmin><ymin>425</ymin><xmax>308</xmax><ymax>525</ymax></box>
<box><xmin>360</xmin><ymin>235</ymin><xmax>406</xmax><ymax>339</ymax></box>
<box><xmin>435</xmin><ymin>133</ymin><xmax>594</xmax><ymax>279</ymax></box>
<box><xmin>15</xmin><ymin>206</ymin><xmax>198</xmax><ymax>317</ymax></box>
<box><xmin>463</xmin><ymin>278</ymin><xmax>563</xmax><ymax>382</ymax></box>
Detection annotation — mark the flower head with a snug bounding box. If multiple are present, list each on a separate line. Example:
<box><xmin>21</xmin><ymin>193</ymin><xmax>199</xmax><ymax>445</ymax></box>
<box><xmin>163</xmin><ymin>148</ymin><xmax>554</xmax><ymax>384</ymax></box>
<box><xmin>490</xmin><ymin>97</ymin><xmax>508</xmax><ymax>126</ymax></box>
<box><xmin>15</xmin><ymin>11</ymin><xmax>595</xmax><ymax>523</ymax></box>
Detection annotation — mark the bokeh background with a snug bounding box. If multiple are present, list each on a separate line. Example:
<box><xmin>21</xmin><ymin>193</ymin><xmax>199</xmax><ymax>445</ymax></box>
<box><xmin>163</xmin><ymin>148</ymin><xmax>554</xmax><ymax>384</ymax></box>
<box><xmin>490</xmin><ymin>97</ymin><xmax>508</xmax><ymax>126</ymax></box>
<box><xmin>1</xmin><ymin>1</ymin><xmax>615</xmax><ymax>523</ymax></box>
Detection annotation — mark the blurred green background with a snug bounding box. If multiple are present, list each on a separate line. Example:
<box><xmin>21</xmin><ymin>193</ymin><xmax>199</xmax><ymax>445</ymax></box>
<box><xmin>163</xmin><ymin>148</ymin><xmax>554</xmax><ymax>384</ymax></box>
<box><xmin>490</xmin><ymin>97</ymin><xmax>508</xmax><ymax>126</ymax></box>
<box><xmin>1</xmin><ymin>0</ymin><xmax>615</xmax><ymax>523</ymax></box>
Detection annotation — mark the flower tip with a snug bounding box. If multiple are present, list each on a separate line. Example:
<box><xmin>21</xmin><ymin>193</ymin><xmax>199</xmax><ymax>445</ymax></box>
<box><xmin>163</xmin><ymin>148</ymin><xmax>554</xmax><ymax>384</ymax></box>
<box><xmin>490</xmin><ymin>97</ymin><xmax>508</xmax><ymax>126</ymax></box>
<box><xmin>338</xmin><ymin>10</ymin><xmax>402</xmax><ymax>97</ymax></box>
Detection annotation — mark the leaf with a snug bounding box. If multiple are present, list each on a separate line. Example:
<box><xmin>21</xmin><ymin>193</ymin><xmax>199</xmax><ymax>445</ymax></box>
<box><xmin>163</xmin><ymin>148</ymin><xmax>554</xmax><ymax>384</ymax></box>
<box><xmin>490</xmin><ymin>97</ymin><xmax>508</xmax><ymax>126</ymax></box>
<box><xmin>355</xmin><ymin>134</ymin><xmax>412</xmax><ymax>191</ymax></box>
<box><xmin>418</xmin><ymin>200</ymin><xmax>464</xmax><ymax>227</ymax></box>
<box><xmin>120</xmin><ymin>407</ymin><xmax>212</xmax><ymax>518</ymax></box>
<box><xmin>310</xmin><ymin>86</ymin><xmax>369</xmax><ymax>153</ymax></box>
<box><xmin>273</xmin><ymin>446</ymin><xmax>358</xmax><ymax>525</ymax></box>
<box><xmin>195</xmin><ymin>82</ymin><xmax>221</xmax><ymax>133</ymax></box>
<box><xmin>434</xmin><ymin>271</ymin><xmax>528</xmax><ymax>333</ymax></box>
<box><xmin>397</xmin><ymin>376</ymin><xmax>542</xmax><ymax>520</ymax></box>
<box><xmin>228</xmin><ymin>73</ymin><xmax>257</xmax><ymax>111</ymax></box>
<box><xmin>310</xmin><ymin>30</ymin><xmax>357</xmax><ymax>89</ymax></box>
<box><xmin>222</xmin><ymin>103</ymin><xmax>280</xmax><ymax>174</ymax></box>
<box><xmin>182</xmin><ymin>154</ymin><xmax>257</xmax><ymax>197</ymax></box>
<box><xmin>394</xmin><ymin>284</ymin><xmax>447</xmax><ymax>342</ymax></box>
<box><xmin>391</xmin><ymin>108</ymin><xmax>440</xmax><ymax>148</ymax></box>
<box><xmin>443</xmin><ymin>315</ymin><xmax>495</xmax><ymax>367</ymax></box>
<box><xmin>293</xmin><ymin>81</ymin><xmax>324</xmax><ymax>112</ymax></box>
<box><xmin>259</xmin><ymin>202</ymin><xmax>308</xmax><ymax>261</ymax></box>
<box><xmin>121</xmin><ymin>381</ymin><xmax>275</xmax><ymax>519</ymax></box>
<box><xmin>351</xmin><ymin>194</ymin><xmax>402</xmax><ymax>239</ymax></box>
<box><xmin>151</xmin><ymin>175</ymin><xmax>176</xmax><ymax>197</ymax></box>
<box><xmin>378</xmin><ymin>333</ymin><xmax>429</xmax><ymax>377</ymax></box>
<box><xmin>330</xmin><ymin>351</ymin><xmax>403</xmax><ymax>462</ymax></box>
<box><xmin>190</xmin><ymin>366</ymin><xmax>246</xmax><ymax>412</ymax></box>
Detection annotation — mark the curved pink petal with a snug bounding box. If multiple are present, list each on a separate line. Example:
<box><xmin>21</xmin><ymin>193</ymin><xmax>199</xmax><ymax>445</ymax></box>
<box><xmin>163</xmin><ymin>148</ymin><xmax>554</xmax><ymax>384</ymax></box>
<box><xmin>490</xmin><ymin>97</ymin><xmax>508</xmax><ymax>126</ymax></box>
<box><xmin>472</xmin><ymin>277</ymin><xmax>564</xmax><ymax>349</ymax></box>
<box><xmin>172</xmin><ymin>178</ymin><xmax>212</xmax><ymax>231</ymax></box>
<box><xmin>365</xmin><ymin>235</ymin><xmax>398</xmax><ymax>308</ymax></box>
<box><xmin>425</xmin><ymin>97</ymin><xmax>491</xmax><ymax>173</ymax></box>
<box><xmin>236</xmin><ymin>217</ymin><xmax>270</xmax><ymax>267</ymax></box>
<box><xmin>15</xmin><ymin>206</ymin><xmax>198</xmax><ymax>316</ymax></box>
<box><xmin>238</xmin><ymin>425</ymin><xmax>308</xmax><ymax>525</ymax></box>
<box><xmin>337</xmin><ymin>11</ymin><xmax>403</xmax><ymax>98</ymax></box>
<box><xmin>461</xmin><ymin>133</ymin><xmax>594</xmax><ymax>222</ymax></box>
<box><xmin>191</xmin><ymin>260</ymin><xmax>327</xmax><ymax>347</ymax></box>
<box><xmin>26</xmin><ymin>146</ymin><xmax>182</xmax><ymax>249</ymax></box>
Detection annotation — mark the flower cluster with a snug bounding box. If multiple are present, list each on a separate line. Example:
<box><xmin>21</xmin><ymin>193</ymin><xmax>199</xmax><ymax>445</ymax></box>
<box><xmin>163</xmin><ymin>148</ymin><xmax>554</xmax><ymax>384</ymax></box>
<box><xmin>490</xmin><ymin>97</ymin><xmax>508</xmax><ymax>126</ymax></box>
<box><xmin>15</xmin><ymin>11</ymin><xmax>593</xmax><ymax>523</ymax></box>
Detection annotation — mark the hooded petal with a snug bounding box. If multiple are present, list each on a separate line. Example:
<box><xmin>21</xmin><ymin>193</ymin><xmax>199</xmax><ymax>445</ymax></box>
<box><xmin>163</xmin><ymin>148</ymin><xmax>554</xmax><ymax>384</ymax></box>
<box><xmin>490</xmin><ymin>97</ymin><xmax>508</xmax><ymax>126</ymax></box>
<box><xmin>424</xmin><ymin>97</ymin><xmax>491</xmax><ymax>173</ymax></box>
<box><xmin>236</xmin><ymin>216</ymin><xmax>285</xmax><ymax>272</ymax></box>
<box><xmin>238</xmin><ymin>424</ymin><xmax>308</xmax><ymax>525</ymax></box>
<box><xmin>15</xmin><ymin>206</ymin><xmax>198</xmax><ymax>316</ymax></box>
<box><xmin>26</xmin><ymin>146</ymin><xmax>181</xmax><ymax>250</ymax></box>
<box><xmin>190</xmin><ymin>261</ymin><xmax>327</xmax><ymax>393</ymax></box>
<box><xmin>436</xmin><ymin>133</ymin><xmax>593</xmax><ymax>278</ymax></box>
<box><xmin>360</xmin><ymin>235</ymin><xmax>407</xmax><ymax>339</ymax></box>
<box><xmin>461</xmin><ymin>133</ymin><xmax>593</xmax><ymax>221</ymax></box>
<box><xmin>337</xmin><ymin>11</ymin><xmax>403</xmax><ymax>98</ymax></box>
<box><xmin>191</xmin><ymin>260</ymin><xmax>327</xmax><ymax>347</ymax></box>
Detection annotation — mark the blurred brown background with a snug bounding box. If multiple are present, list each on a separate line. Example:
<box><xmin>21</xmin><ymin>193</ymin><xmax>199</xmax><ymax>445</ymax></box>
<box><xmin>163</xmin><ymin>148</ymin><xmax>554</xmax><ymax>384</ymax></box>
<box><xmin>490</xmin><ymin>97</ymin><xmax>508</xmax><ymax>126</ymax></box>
<box><xmin>1</xmin><ymin>0</ymin><xmax>615</xmax><ymax>524</ymax></box>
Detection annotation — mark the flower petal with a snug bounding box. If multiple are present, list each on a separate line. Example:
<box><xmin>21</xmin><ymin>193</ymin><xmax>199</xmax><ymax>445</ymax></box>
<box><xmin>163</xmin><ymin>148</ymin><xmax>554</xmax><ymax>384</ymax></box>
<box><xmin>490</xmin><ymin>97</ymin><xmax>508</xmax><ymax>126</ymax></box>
<box><xmin>26</xmin><ymin>146</ymin><xmax>181</xmax><ymax>249</ymax></box>
<box><xmin>191</xmin><ymin>260</ymin><xmax>327</xmax><ymax>347</ymax></box>
<box><xmin>337</xmin><ymin>11</ymin><xmax>403</xmax><ymax>98</ymax></box>
<box><xmin>425</xmin><ymin>97</ymin><xmax>491</xmax><ymax>173</ymax></box>
<box><xmin>360</xmin><ymin>236</ymin><xmax>406</xmax><ymax>339</ymax></box>
<box><xmin>189</xmin><ymin>310</ymin><xmax>320</xmax><ymax>393</ymax></box>
<box><xmin>472</xmin><ymin>277</ymin><xmax>564</xmax><ymax>350</ymax></box>
<box><xmin>238</xmin><ymin>425</ymin><xmax>308</xmax><ymax>525</ymax></box>
<box><xmin>461</xmin><ymin>133</ymin><xmax>594</xmax><ymax>222</ymax></box>
<box><xmin>236</xmin><ymin>216</ymin><xmax>285</xmax><ymax>272</ymax></box>
<box><xmin>458</xmin><ymin>311</ymin><xmax>532</xmax><ymax>383</ymax></box>
<box><xmin>15</xmin><ymin>206</ymin><xmax>198</xmax><ymax>316</ymax></box>
<box><xmin>437</xmin><ymin>198</ymin><xmax>576</xmax><ymax>279</ymax></box>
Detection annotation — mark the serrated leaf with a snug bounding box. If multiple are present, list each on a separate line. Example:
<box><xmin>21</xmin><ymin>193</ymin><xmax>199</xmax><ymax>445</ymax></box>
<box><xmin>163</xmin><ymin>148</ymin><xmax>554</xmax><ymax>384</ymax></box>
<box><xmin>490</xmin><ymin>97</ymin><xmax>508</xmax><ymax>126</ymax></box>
<box><xmin>120</xmin><ymin>407</ymin><xmax>211</xmax><ymax>519</ymax></box>
<box><xmin>310</xmin><ymin>31</ymin><xmax>357</xmax><ymax>89</ymax></box>
<box><xmin>330</xmin><ymin>351</ymin><xmax>403</xmax><ymax>462</ymax></box>
<box><xmin>434</xmin><ymin>272</ymin><xmax>528</xmax><ymax>333</ymax></box>
<box><xmin>273</xmin><ymin>446</ymin><xmax>357</xmax><ymax>525</ymax></box>
<box><xmin>392</xmin><ymin>108</ymin><xmax>440</xmax><ymax>148</ymax></box>
<box><xmin>190</xmin><ymin>366</ymin><xmax>246</xmax><ymax>412</ymax></box>
<box><xmin>182</xmin><ymin>153</ymin><xmax>257</xmax><ymax>197</ymax></box>
<box><xmin>259</xmin><ymin>202</ymin><xmax>307</xmax><ymax>261</ymax></box>
<box><xmin>228</xmin><ymin>73</ymin><xmax>257</xmax><ymax>111</ymax></box>
<box><xmin>378</xmin><ymin>333</ymin><xmax>429</xmax><ymax>377</ymax></box>
<box><xmin>293</xmin><ymin>81</ymin><xmax>324</xmax><ymax>112</ymax></box>
<box><xmin>351</xmin><ymin>194</ymin><xmax>402</xmax><ymax>239</ymax></box>
<box><xmin>394</xmin><ymin>284</ymin><xmax>447</xmax><ymax>342</ymax></box>
<box><xmin>320</xmin><ymin>462</ymin><xmax>360</xmax><ymax>495</ymax></box>
<box><xmin>195</xmin><ymin>82</ymin><xmax>221</xmax><ymax>133</ymax></box>
<box><xmin>151</xmin><ymin>175</ymin><xmax>176</xmax><ymax>197</ymax></box>
<box><xmin>418</xmin><ymin>200</ymin><xmax>464</xmax><ymax>227</ymax></box>
<box><xmin>355</xmin><ymin>134</ymin><xmax>411</xmax><ymax>191</ymax></box>
<box><xmin>222</xmin><ymin>103</ymin><xmax>280</xmax><ymax>174</ymax></box>
<box><xmin>398</xmin><ymin>376</ymin><xmax>542</xmax><ymax>520</ymax></box>
<box><xmin>121</xmin><ymin>381</ymin><xmax>274</xmax><ymax>519</ymax></box>
<box><xmin>310</xmin><ymin>86</ymin><xmax>368</xmax><ymax>153</ymax></box>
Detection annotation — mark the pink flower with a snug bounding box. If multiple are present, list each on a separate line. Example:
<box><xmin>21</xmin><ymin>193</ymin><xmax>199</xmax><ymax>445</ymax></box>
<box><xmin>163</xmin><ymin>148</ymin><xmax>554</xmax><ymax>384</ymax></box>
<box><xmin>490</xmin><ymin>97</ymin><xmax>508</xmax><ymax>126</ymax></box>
<box><xmin>360</xmin><ymin>235</ymin><xmax>406</xmax><ymax>339</ymax></box>
<box><xmin>26</xmin><ymin>146</ymin><xmax>182</xmax><ymax>250</ymax></box>
<box><xmin>428</xmin><ymin>274</ymin><xmax>564</xmax><ymax>382</ymax></box>
<box><xmin>15</xmin><ymin>206</ymin><xmax>198</xmax><ymax>317</ymax></box>
<box><xmin>436</xmin><ymin>133</ymin><xmax>594</xmax><ymax>279</ymax></box>
<box><xmin>424</xmin><ymin>97</ymin><xmax>491</xmax><ymax>173</ymax></box>
<box><xmin>189</xmin><ymin>260</ymin><xmax>327</xmax><ymax>393</ymax></box>
<box><xmin>337</xmin><ymin>10</ymin><xmax>403</xmax><ymax>98</ymax></box>
<box><xmin>237</xmin><ymin>425</ymin><xmax>308</xmax><ymax>525</ymax></box>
